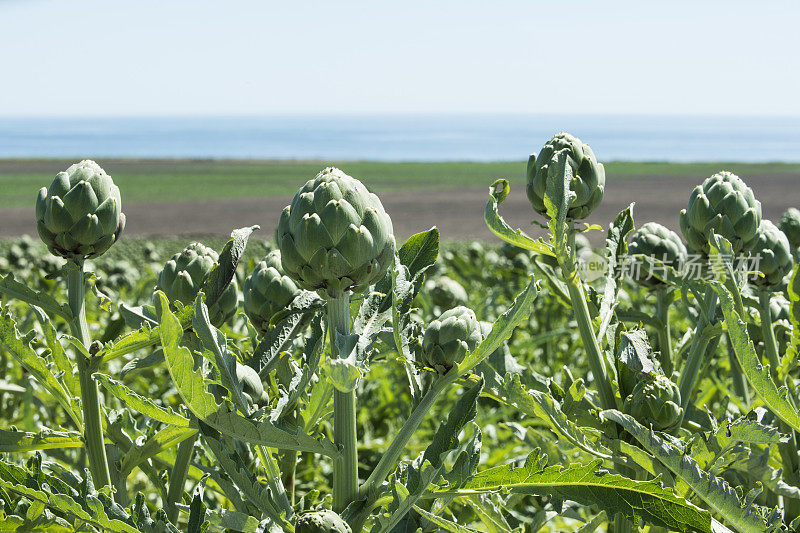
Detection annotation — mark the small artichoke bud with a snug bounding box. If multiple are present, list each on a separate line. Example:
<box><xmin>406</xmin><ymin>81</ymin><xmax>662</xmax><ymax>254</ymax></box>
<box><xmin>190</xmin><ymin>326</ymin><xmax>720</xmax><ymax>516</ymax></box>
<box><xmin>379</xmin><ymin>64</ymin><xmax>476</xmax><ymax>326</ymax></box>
<box><xmin>156</xmin><ymin>242</ymin><xmax>239</xmax><ymax>326</ymax></box>
<box><xmin>623</xmin><ymin>374</ymin><xmax>683</xmax><ymax>432</ymax></box>
<box><xmin>210</xmin><ymin>362</ymin><xmax>268</xmax><ymax>408</ymax></box>
<box><xmin>627</xmin><ymin>222</ymin><xmax>687</xmax><ymax>287</ymax></box>
<box><xmin>748</xmin><ymin>220</ymin><xmax>794</xmax><ymax>290</ymax></box>
<box><xmin>35</xmin><ymin>160</ymin><xmax>125</xmax><ymax>260</ymax></box>
<box><xmin>296</xmin><ymin>510</ymin><xmax>352</xmax><ymax>533</ymax></box>
<box><xmin>679</xmin><ymin>171</ymin><xmax>761</xmax><ymax>255</ymax></box>
<box><xmin>425</xmin><ymin>276</ymin><xmax>468</xmax><ymax>309</ymax></box>
<box><xmin>276</xmin><ymin>167</ymin><xmax>395</xmax><ymax>299</ymax></box>
<box><xmin>779</xmin><ymin>207</ymin><xmax>800</xmax><ymax>250</ymax></box>
<box><xmin>526</xmin><ymin>132</ymin><xmax>605</xmax><ymax>220</ymax></box>
<box><xmin>421</xmin><ymin>306</ymin><xmax>484</xmax><ymax>372</ymax></box>
<box><xmin>243</xmin><ymin>250</ymin><xmax>303</xmax><ymax>333</ymax></box>
<box><xmin>771</xmin><ymin>293</ymin><xmax>790</xmax><ymax>322</ymax></box>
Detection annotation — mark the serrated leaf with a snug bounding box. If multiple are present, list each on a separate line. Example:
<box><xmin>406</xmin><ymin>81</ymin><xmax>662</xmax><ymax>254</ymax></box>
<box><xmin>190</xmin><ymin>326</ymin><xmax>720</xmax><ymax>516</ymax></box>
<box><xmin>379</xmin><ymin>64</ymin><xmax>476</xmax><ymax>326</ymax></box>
<box><xmin>202</xmin><ymin>226</ymin><xmax>258</xmax><ymax>311</ymax></box>
<box><xmin>484</xmin><ymin>179</ymin><xmax>554</xmax><ymax>256</ymax></box>
<box><xmin>0</xmin><ymin>427</ymin><xmax>83</xmax><ymax>452</ymax></box>
<box><xmin>120</xmin><ymin>425</ymin><xmax>198</xmax><ymax>477</ymax></box>
<box><xmin>0</xmin><ymin>272</ymin><xmax>73</xmax><ymax>320</ymax></box>
<box><xmin>94</xmin><ymin>372</ymin><xmax>189</xmax><ymax>427</ymax></box>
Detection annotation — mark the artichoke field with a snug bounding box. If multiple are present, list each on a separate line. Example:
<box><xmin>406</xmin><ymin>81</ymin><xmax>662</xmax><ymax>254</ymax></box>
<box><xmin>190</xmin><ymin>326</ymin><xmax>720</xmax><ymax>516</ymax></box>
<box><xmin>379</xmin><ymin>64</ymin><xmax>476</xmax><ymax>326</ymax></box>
<box><xmin>1</xmin><ymin>146</ymin><xmax>800</xmax><ymax>533</ymax></box>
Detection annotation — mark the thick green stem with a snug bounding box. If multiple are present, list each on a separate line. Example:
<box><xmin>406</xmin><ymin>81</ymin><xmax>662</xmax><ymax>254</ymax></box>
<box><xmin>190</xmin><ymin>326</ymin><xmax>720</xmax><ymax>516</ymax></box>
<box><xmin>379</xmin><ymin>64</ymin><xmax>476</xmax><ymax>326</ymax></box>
<box><xmin>678</xmin><ymin>286</ymin><xmax>716</xmax><ymax>410</ymax></box>
<box><xmin>328</xmin><ymin>295</ymin><xmax>358</xmax><ymax>512</ymax></box>
<box><xmin>758</xmin><ymin>291</ymin><xmax>781</xmax><ymax>369</ymax></box>
<box><xmin>360</xmin><ymin>372</ymin><xmax>455</xmax><ymax>500</ymax></box>
<box><xmin>280</xmin><ymin>450</ymin><xmax>298</xmax><ymax>506</ymax></box>
<box><xmin>725</xmin><ymin>333</ymin><xmax>750</xmax><ymax>406</ymax></box>
<box><xmin>67</xmin><ymin>264</ymin><xmax>112</xmax><ymax>493</ymax></box>
<box><xmin>255</xmin><ymin>445</ymin><xmax>292</xmax><ymax>515</ymax></box>
<box><xmin>166</xmin><ymin>433</ymin><xmax>196</xmax><ymax>523</ymax></box>
<box><xmin>655</xmin><ymin>289</ymin><xmax>673</xmax><ymax>375</ymax></box>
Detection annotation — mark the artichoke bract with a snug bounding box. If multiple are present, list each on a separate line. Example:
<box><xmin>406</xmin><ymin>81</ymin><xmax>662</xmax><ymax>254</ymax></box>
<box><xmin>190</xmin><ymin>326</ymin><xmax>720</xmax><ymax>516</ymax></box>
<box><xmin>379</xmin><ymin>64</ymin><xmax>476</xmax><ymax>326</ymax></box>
<box><xmin>35</xmin><ymin>160</ymin><xmax>125</xmax><ymax>260</ymax></box>
<box><xmin>779</xmin><ymin>207</ymin><xmax>800</xmax><ymax>250</ymax></box>
<box><xmin>276</xmin><ymin>167</ymin><xmax>395</xmax><ymax>299</ymax></box>
<box><xmin>296</xmin><ymin>510</ymin><xmax>352</xmax><ymax>533</ymax></box>
<box><xmin>421</xmin><ymin>306</ymin><xmax>484</xmax><ymax>372</ymax></box>
<box><xmin>526</xmin><ymin>132</ymin><xmax>605</xmax><ymax>220</ymax></box>
<box><xmin>623</xmin><ymin>374</ymin><xmax>683</xmax><ymax>432</ymax></box>
<box><xmin>748</xmin><ymin>220</ymin><xmax>794</xmax><ymax>290</ymax></box>
<box><xmin>627</xmin><ymin>222</ymin><xmax>687</xmax><ymax>287</ymax></box>
<box><xmin>243</xmin><ymin>250</ymin><xmax>302</xmax><ymax>333</ymax></box>
<box><xmin>156</xmin><ymin>242</ymin><xmax>239</xmax><ymax>326</ymax></box>
<box><xmin>426</xmin><ymin>276</ymin><xmax>468</xmax><ymax>309</ymax></box>
<box><xmin>679</xmin><ymin>171</ymin><xmax>761</xmax><ymax>254</ymax></box>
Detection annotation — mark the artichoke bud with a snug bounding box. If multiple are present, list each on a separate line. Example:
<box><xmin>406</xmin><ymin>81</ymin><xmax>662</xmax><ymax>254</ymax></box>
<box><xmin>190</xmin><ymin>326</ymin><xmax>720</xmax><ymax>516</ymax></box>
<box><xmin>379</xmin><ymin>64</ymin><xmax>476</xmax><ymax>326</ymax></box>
<box><xmin>748</xmin><ymin>220</ymin><xmax>794</xmax><ymax>290</ymax></box>
<box><xmin>679</xmin><ymin>171</ymin><xmax>762</xmax><ymax>255</ymax></box>
<box><xmin>627</xmin><ymin>222</ymin><xmax>687</xmax><ymax>287</ymax></box>
<box><xmin>425</xmin><ymin>276</ymin><xmax>468</xmax><ymax>309</ymax></box>
<box><xmin>296</xmin><ymin>510</ymin><xmax>352</xmax><ymax>533</ymax></box>
<box><xmin>526</xmin><ymin>132</ymin><xmax>606</xmax><ymax>221</ymax></box>
<box><xmin>35</xmin><ymin>160</ymin><xmax>125</xmax><ymax>260</ymax></box>
<box><xmin>420</xmin><ymin>306</ymin><xmax>484</xmax><ymax>373</ymax></box>
<box><xmin>277</xmin><ymin>167</ymin><xmax>395</xmax><ymax>299</ymax></box>
<box><xmin>779</xmin><ymin>207</ymin><xmax>800</xmax><ymax>251</ymax></box>
<box><xmin>243</xmin><ymin>250</ymin><xmax>303</xmax><ymax>333</ymax></box>
<box><xmin>156</xmin><ymin>242</ymin><xmax>239</xmax><ymax>326</ymax></box>
<box><xmin>771</xmin><ymin>293</ymin><xmax>790</xmax><ymax>322</ymax></box>
<box><xmin>623</xmin><ymin>374</ymin><xmax>683</xmax><ymax>432</ymax></box>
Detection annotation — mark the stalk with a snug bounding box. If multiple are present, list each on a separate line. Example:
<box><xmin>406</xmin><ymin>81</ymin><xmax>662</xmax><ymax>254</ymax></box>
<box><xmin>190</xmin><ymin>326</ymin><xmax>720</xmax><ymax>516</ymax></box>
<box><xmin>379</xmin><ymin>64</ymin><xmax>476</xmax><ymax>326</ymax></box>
<box><xmin>655</xmin><ymin>288</ymin><xmax>673</xmax><ymax>375</ymax></box>
<box><xmin>166</xmin><ymin>433</ymin><xmax>196</xmax><ymax>523</ymax></box>
<box><xmin>67</xmin><ymin>263</ymin><xmax>112</xmax><ymax>493</ymax></box>
<box><xmin>328</xmin><ymin>295</ymin><xmax>358</xmax><ymax>512</ymax></box>
<box><xmin>677</xmin><ymin>286</ymin><xmax>716</xmax><ymax>410</ymax></box>
<box><xmin>725</xmin><ymin>333</ymin><xmax>750</xmax><ymax>406</ymax></box>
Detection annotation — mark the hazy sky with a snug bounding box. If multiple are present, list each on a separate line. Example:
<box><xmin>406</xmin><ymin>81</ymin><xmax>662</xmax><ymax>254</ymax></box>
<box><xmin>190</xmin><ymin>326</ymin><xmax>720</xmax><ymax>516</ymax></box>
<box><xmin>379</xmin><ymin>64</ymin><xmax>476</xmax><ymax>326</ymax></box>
<box><xmin>2</xmin><ymin>0</ymin><xmax>798</xmax><ymax>117</ymax></box>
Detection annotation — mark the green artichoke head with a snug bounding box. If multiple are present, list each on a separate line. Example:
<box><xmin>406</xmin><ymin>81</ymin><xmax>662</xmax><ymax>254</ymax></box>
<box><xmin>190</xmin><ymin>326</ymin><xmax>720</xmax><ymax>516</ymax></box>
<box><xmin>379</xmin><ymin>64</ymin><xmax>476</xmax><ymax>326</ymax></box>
<box><xmin>623</xmin><ymin>374</ymin><xmax>683</xmax><ymax>432</ymax></box>
<box><xmin>526</xmin><ymin>132</ymin><xmax>605</xmax><ymax>220</ymax></box>
<box><xmin>421</xmin><ymin>306</ymin><xmax>484</xmax><ymax>372</ymax></box>
<box><xmin>296</xmin><ymin>510</ymin><xmax>352</xmax><ymax>533</ymax></box>
<box><xmin>748</xmin><ymin>220</ymin><xmax>794</xmax><ymax>290</ymax></box>
<box><xmin>156</xmin><ymin>242</ymin><xmax>239</xmax><ymax>326</ymax></box>
<box><xmin>627</xmin><ymin>222</ymin><xmax>687</xmax><ymax>287</ymax></box>
<box><xmin>243</xmin><ymin>250</ymin><xmax>303</xmax><ymax>333</ymax></box>
<box><xmin>277</xmin><ymin>167</ymin><xmax>395</xmax><ymax>299</ymax></box>
<box><xmin>779</xmin><ymin>207</ymin><xmax>800</xmax><ymax>250</ymax></box>
<box><xmin>425</xmin><ymin>276</ymin><xmax>468</xmax><ymax>309</ymax></box>
<box><xmin>679</xmin><ymin>171</ymin><xmax>761</xmax><ymax>255</ymax></box>
<box><xmin>35</xmin><ymin>160</ymin><xmax>125</xmax><ymax>260</ymax></box>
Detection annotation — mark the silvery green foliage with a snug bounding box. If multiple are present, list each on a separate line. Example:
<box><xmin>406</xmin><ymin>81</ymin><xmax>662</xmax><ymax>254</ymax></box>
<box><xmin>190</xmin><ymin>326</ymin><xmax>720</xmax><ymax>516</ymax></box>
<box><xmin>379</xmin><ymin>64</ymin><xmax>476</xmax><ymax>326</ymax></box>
<box><xmin>276</xmin><ymin>167</ymin><xmax>395</xmax><ymax>299</ymax></box>
<box><xmin>296</xmin><ymin>510</ymin><xmax>352</xmax><ymax>533</ymax></box>
<box><xmin>156</xmin><ymin>242</ymin><xmax>238</xmax><ymax>326</ymax></box>
<box><xmin>623</xmin><ymin>374</ymin><xmax>683</xmax><ymax>432</ymax></box>
<box><xmin>679</xmin><ymin>171</ymin><xmax>761</xmax><ymax>254</ymax></box>
<box><xmin>243</xmin><ymin>250</ymin><xmax>302</xmax><ymax>333</ymax></box>
<box><xmin>526</xmin><ymin>132</ymin><xmax>605</xmax><ymax>220</ymax></box>
<box><xmin>421</xmin><ymin>305</ymin><xmax>483</xmax><ymax>372</ymax></box>
<box><xmin>425</xmin><ymin>275</ymin><xmax>468</xmax><ymax>309</ymax></box>
<box><xmin>749</xmin><ymin>220</ymin><xmax>794</xmax><ymax>290</ymax></box>
<box><xmin>35</xmin><ymin>160</ymin><xmax>125</xmax><ymax>259</ymax></box>
<box><xmin>628</xmin><ymin>222</ymin><xmax>687</xmax><ymax>287</ymax></box>
<box><xmin>779</xmin><ymin>207</ymin><xmax>800</xmax><ymax>249</ymax></box>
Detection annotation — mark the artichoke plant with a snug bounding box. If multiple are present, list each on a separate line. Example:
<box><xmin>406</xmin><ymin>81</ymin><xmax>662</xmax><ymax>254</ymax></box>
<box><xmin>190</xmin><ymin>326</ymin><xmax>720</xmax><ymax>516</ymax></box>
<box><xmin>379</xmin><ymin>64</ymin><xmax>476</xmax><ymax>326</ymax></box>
<box><xmin>296</xmin><ymin>510</ymin><xmax>352</xmax><ymax>533</ymax></box>
<box><xmin>243</xmin><ymin>250</ymin><xmax>303</xmax><ymax>333</ymax></box>
<box><xmin>779</xmin><ymin>207</ymin><xmax>800</xmax><ymax>250</ymax></box>
<box><xmin>628</xmin><ymin>222</ymin><xmax>687</xmax><ymax>287</ymax></box>
<box><xmin>276</xmin><ymin>167</ymin><xmax>395</xmax><ymax>299</ymax></box>
<box><xmin>35</xmin><ymin>160</ymin><xmax>125</xmax><ymax>260</ymax></box>
<box><xmin>526</xmin><ymin>132</ymin><xmax>605</xmax><ymax>220</ymax></box>
<box><xmin>623</xmin><ymin>374</ymin><xmax>683</xmax><ymax>432</ymax></box>
<box><xmin>679</xmin><ymin>171</ymin><xmax>761</xmax><ymax>254</ymax></box>
<box><xmin>749</xmin><ymin>220</ymin><xmax>794</xmax><ymax>290</ymax></box>
<box><xmin>421</xmin><ymin>306</ymin><xmax>484</xmax><ymax>372</ymax></box>
<box><xmin>425</xmin><ymin>275</ymin><xmax>468</xmax><ymax>309</ymax></box>
<box><xmin>156</xmin><ymin>242</ymin><xmax>239</xmax><ymax>326</ymax></box>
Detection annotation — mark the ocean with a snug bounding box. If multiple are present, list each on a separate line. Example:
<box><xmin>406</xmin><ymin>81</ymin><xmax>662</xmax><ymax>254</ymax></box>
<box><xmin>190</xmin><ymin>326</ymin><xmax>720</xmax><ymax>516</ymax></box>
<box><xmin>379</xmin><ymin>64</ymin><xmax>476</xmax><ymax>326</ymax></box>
<box><xmin>0</xmin><ymin>114</ymin><xmax>798</xmax><ymax>162</ymax></box>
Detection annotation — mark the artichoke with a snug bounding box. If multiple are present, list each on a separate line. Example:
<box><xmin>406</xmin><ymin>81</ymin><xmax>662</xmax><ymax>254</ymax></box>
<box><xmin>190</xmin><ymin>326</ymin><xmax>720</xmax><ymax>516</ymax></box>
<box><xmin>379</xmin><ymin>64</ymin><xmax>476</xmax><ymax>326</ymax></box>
<box><xmin>627</xmin><ymin>222</ymin><xmax>687</xmax><ymax>287</ymax></box>
<box><xmin>748</xmin><ymin>220</ymin><xmax>794</xmax><ymax>290</ymax></box>
<box><xmin>526</xmin><ymin>132</ymin><xmax>605</xmax><ymax>220</ymax></box>
<box><xmin>425</xmin><ymin>276</ymin><xmax>468</xmax><ymax>309</ymax></box>
<box><xmin>679</xmin><ymin>171</ymin><xmax>761</xmax><ymax>254</ymax></box>
<box><xmin>623</xmin><ymin>374</ymin><xmax>683</xmax><ymax>432</ymax></box>
<box><xmin>243</xmin><ymin>250</ymin><xmax>303</xmax><ymax>333</ymax></box>
<box><xmin>211</xmin><ymin>362</ymin><xmax>268</xmax><ymax>409</ymax></box>
<box><xmin>779</xmin><ymin>207</ymin><xmax>800</xmax><ymax>250</ymax></box>
<box><xmin>156</xmin><ymin>242</ymin><xmax>239</xmax><ymax>326</ymax></box>
<box><xmin>277</xmin><ymin>167</ymin><xmax>395</xmax><ymax>299</ymax></box>
<box><xmin>420</xmin><ymin>306</ymin><xmax>484</xmax><ymax>372</ymax></box>
<box><xmin>35</xmin><ymin>160</ymin><xmax>125</xmax><ymax>260</ymax></box>
<box><xmin>771</xmin><ymin>293</ymin><xmax>790</xmax><ymax>322</ymax></box>
<box><xmin>296</xmin><ymin>510</ymin><xmax>352</xmax><ymax>533</ymax></box>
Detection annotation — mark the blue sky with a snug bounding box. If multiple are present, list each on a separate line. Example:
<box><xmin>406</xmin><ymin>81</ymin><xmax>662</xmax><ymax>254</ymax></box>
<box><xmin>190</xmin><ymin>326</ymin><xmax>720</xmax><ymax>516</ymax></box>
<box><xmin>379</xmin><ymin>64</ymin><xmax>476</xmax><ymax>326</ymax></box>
<box><xmin>1</xmin><ymin>0</ymin><xmax>798</xmax><ymax>117</ymax></box>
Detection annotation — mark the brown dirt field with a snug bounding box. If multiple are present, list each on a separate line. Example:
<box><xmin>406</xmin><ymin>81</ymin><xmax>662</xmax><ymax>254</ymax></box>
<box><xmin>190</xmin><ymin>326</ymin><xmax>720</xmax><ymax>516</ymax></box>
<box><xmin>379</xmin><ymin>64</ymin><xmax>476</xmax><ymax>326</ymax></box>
<box><xmin>3</xmin><ymin>173</ymin><xmax>798</xmax><ymax>245</ymax></box>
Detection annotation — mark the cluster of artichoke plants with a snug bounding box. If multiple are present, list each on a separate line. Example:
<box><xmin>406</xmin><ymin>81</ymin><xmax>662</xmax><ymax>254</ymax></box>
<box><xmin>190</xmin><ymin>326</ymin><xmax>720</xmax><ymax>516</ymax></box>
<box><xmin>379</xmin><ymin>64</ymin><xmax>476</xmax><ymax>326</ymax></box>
<box><xmin>1</xmin><ymin>140</ymin><xmax>800</xmax><ymax>533</ymax></box>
